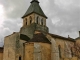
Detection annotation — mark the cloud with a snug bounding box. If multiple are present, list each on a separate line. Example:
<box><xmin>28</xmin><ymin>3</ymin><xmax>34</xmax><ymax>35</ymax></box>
<box><xmin>0</xmin><ymin>0</ymin><xmax>80</xmax><ymax>47</ymax></box>
<box><xmin>2</xmin><ymin>0</ymin><xmax>31</xmax><ymax>18</ymax></box>
<box><xmin>46</xmin><ymin>0</ymin><xmax>80</xmax><ymax>38</ymax></box>
<box><xmin>0</xmin><ymin>4</ymin><xmax>5</xmax><ymax>26</ymax></box>
<box><xmin>54</xmin><ymin>0</ymin><xmax>80</xmax><ymax>10</ymax></box>
<box><xmin>0</xmin><ymin>0</ymin><xmax>31</xmax><ymax>47</ymax></box>
<box><xmin>51</xmin><ymin>17</ymin><xmax>61</xmax><ymax>25</ymax></box>
<box><xmin>54</xmin><ymin>0</ymin><xmax>73</xmax><ymax>7</ymax></box>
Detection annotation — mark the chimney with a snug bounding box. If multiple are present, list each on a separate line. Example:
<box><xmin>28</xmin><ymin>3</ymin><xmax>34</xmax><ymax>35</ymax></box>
<box><xmin>79</xmin><ymin>31</ymin><xmax>80</xmax><ymax>37</ymax></box>
<box><xmin>68</xmin><ymin>35</ymin><xmax>70</xmax><ymax>38</ymax></box>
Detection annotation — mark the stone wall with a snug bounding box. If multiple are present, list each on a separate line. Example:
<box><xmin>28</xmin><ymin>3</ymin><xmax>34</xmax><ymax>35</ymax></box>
<box><xmin>20</xmin><ymin>23</ymin><xmax>48</xmax><ymax>39</ymax></box>
<box><xmin>24</xmin><ymin>42</ymin><xmax>51</xmax><ymax>60</ymax></box>
<box><xmin>3</xmin><ymin>32</ymin><xmax>19</xmax><ymax>60</ymax></box>
<box><xmin>46</xmin><ymin>35</ymin><xmax>59</xmax><ymax>60</ymax></box>
<box><xmin>74</xmin><ymin>38</ymin><xmax>80</xmax><ymax>60</ymax></box>
<box><xmin>63</xmin><ymin>57</ymin><xmax>78</xmax><ymax>60</ymax></box>
<box><xmin>20</xmin><ymin>23</ymin><xmax>37</xmax><ymax>39</ymax></box>
<box><xmin>55</xmin><ymin>38</ymin><xmax>74</xmax><ymax>59</ymax></box>
<box><xmin>75</xmin><ymin>38</ymin><xmax>80</xmax><ymax>44</ymax></box>
<box><xmin>46</xmin><ymin>34</ymin><xmax>75</xmax><ymax>60</ymax></box>
<box><xmin>18</xmin><ymin>40</ymin><xmax>26</xmax><ymax>60</ymax></box>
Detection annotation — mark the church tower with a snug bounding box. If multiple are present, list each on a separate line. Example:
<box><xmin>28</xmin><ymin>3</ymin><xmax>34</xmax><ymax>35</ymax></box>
<box><xmin>20</xmin><ymin>0</ymin><xmax>49</xmax><ymax>38</ymax></box>
<box><xmin>3</xmin><ymin>0</ymin><xmax>51</xmax><ymax>60</ymax></box>
<box><xmin>22</xmin><ymin>0</ymin><xmax>47</xmax><ymax>26</ymax></box>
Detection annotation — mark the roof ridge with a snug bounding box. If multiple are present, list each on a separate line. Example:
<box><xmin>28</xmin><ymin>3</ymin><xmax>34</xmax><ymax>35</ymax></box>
<box><xmin>49</xmin><ymin>33</ymin><xmax>75</xmax><ymax>41</ymax></box>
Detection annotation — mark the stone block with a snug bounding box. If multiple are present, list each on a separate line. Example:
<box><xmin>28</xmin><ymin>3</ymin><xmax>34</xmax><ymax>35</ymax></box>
<box><xmin>64</xmin><ymin>58</ymin><xmax>69</xmax><ymax>60</ymax></box>
<box><xmin>71</xmin><ymin>57</ymin><xmax>77</xmax><ymax>60</ymax></box>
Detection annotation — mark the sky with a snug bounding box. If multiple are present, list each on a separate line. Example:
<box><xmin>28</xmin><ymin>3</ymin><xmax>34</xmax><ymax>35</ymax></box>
<box><xmin>0</xmin><ymin>0</ymin><xmax>80</xmax><ymax>46</ymax></box>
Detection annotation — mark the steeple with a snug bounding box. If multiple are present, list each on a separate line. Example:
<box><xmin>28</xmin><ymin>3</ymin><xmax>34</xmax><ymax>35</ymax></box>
<box><xmin>20</xmin><ymin>0</ymin><xmax>49</xmax><ymax>39</ymax></box>
<box><xmin>22</xmin><ymin>0</ymin><xmax>47</xmax><ymax>18</ymax></box>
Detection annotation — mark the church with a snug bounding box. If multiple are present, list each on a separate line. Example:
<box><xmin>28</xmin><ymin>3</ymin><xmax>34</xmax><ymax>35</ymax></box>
<box><xmin>0</xmin><ymin>0</ymin><xmax>80</xmax><ymax>60</ymax></box>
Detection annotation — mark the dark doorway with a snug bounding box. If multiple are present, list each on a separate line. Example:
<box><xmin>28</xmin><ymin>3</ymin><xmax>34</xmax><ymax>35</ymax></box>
<box><xmin>19</xmin><ymin>56</ymin><xmax>21</xmax><ymax>60</ymax></box>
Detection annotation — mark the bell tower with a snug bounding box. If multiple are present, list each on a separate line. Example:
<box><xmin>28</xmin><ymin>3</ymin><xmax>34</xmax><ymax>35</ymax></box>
<box><xmin>20</xmin><ymin>0</ymin><xmax>49</xmax><ymax>38</ymax></box>
<box><xmin>22</xmin><ymin>0</ymin><xmax>47</xmax><ymax>26</ymax></box>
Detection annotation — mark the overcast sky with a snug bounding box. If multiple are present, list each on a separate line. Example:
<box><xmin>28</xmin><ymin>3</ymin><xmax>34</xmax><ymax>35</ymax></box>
<box><xmin>0</xmin><ymin>0</ymin><xmax>80</xmax><ymax>46</ymax></box>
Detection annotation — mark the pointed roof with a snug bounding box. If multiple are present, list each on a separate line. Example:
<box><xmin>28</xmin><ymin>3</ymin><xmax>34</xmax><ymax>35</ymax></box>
<box><xmin>27</xmin><ymin>33</ymin><xmax>51</xmax><ymax>44</ymax></box>
<box><xmin>22</xmin><ymin>0</ymin><xmax>47</xmax><ymax>18</ymax></box>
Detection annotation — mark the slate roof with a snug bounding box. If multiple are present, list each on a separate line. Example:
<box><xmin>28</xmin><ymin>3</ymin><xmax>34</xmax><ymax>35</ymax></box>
<box><xmin>22</xmin><ymin>0</ymin><xmax>47</xmax><ymax>18</ymax></box>
<box><xmin>27</xmin><ymin>33</ymin><xmax>51</xmax><ymax>44</ymax></box>
<box><xmin>49</xmin><ymin>33</ymin><xmax>75</xmax><ymax>42</ymax></box>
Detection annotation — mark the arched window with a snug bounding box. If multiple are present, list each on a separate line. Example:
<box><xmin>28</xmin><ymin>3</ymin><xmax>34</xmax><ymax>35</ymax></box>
<box><xmin>30</xmin><ymin>16</ymin><xmax>32</xmax><ymax>24</ymax></box>
<box><xmin>58</xmin><ymin>45</ymin><xmax>61</xmax><ymax>58</ymax></box>
<box><xmin>41</xmin><ymin>18</ymin><xmax>43</xmax><ymax>25</ymax></box>
<box><xmin>26</xmin><ymin>18</ymin><xmax>27</xmax><ymax>25</ymax></box>
<box><xmin>36</xmin><ymin>16</ymin><xmax>39</xmax><ymax>24</ymax></box>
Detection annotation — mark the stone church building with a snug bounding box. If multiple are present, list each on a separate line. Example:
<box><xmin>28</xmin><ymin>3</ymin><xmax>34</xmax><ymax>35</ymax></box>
<box><xmin>0</xmin><ymin>0</ymin><xmax>80</xmax><ymax>60</ymax></box>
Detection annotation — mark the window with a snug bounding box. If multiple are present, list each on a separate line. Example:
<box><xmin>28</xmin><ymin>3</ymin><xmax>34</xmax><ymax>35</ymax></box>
<box><xmin>36</xmin><ymin>16</ymin><xmax>39</xmax><ymax>24</ymax></box>
<box><xmin>58</xmin><ymin>45</ymin><xmax>61</xmax><ymax>58</ymax></box>
<box><xmin>19</xmin><ymin>56</ymin><xmax>21</xmax><ymax>60</ymax></box>
<box><xmin>26</xmin><ymin>18</ymin><xmax>27</xmax><ymax>25</ymax></box>
<box><xmin>41</xmin><ymin>18</ymin><xmax>43</xmax><ymax>25</ymax></box>
<box><xmin>71</xmin><ymin>47</ymin><xmax>73</xmax><ymax>57</ymax></box>
<box><xmin>30</xmin><ymin>16</ymin><xmax>32</xmax><ymax>24</ymax></box>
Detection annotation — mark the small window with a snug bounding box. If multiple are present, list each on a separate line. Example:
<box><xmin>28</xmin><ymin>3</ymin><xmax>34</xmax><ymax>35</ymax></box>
<box><xmin>41</xmin><ymin>19</ymin><xmax>43</xmax><ymax>25</ymax></box>
<box><xmin>58</xmin><ymin>45</ymin><xmax>61</xmax><ymax>58</ymax></box>
<box><xmin>26</xmin><ymin>18</ymin><xmax>27</xmax><ymax>25</ymax></box>
<box><xmin>30</xmin><ymin>16</ymin><xmax>32</xmax><ymax>24</ymax></box>
<box><xmin>36</xmin><ymin>16</ymin><xmax>39</xmax><ymax>24</ymax></box>
<box><xmin>71</xmin><ymin>47</ymin><xmax>73</xmax><ymax>57</ymax></box>
<box><xmin>19</xmin><ymin>56</ymin><xmax>21</xmax><ymax>60</ymax></box>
